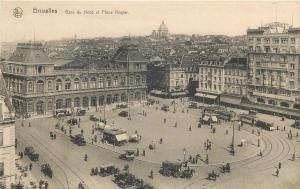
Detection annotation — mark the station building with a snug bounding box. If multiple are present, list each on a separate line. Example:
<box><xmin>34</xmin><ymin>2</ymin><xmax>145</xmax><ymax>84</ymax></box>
<box><xmin>1</xmin><ymin>39</ymin><xmax>148</xmax><ymax>116</ymax></box>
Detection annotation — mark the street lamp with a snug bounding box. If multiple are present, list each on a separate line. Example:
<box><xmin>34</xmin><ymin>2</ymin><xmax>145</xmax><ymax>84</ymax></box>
<box><xmin>183</xmin><ymin>148</ymin><xmax>186</xmax><ymax>162</ymax></box>
<box><xmin>231</xmin><ymin>119</ymin><xmax>239</xmax><ymax>156</ymax></box>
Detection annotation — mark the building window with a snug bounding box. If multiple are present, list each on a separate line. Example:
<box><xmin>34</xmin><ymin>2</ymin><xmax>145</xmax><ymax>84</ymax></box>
<box><xmin>135</xmin><ymin>75</ymin><xmax>141</xmax><ymax>86</ymax></box>
<box><xmin>83</xmin><ymin>78</ymin><xmax>88</xmax><ymax>89</ymax></box>
<box><xmin>36</xmin><ymin>80</ymin><xmax>44</xmax><ymax>93</ymax></box>
<box><xmin>0</xmin><ymin>162</ymin><xmax>3</xmax><ymax>177</ymax></box>
<box><xmin>90</xmin><ymin>77</ymin><xmax>96</xmax><ymax>88</ymax></box>
<box><xmin>74</xmin><ymin>78</ymin><xmax>80</xmax><ymax>90</ymax></box>
<box><xmin>99</xmin><ymin>78</ymin><xmax>104</xmax><ymax>88</ymax></box>
<box><xmin>291</xmin><ymin>38</ymin><xmax>295</xmax><ymax>44</ymax></box>
<box><xmin>129</xmin><ymin>76</ymin><xmax>134</xmax><ymax>85</ymax></box>
<box><xmin>64</xmin><ymin>79</ymin><xmax>71</xmax><ymax>90</ymax></box>
<box><xmin>28</xmin><ymin>102</ymin><xmax>34</xmax><ymax>112</ymax></box>
<box><xmin>113</xmin><ymin>76</ymin><xmax>118</xmax><ymax>87</ymax></box>
<box><xmin>37</xmin><ymin>65</ymin><xmax>44</xmax><ymax>73</ymax></box>
<box><xmin>290</xmin><ymin>64</ymin><xmax>295</xmax><ymax>69</ymax></box>
<box><xmin>0</xmin><ymin>132</ymin><xmax>3</xmax><ymax>146</ymax></box>
<box><xmin>47</xmin><ymin>99</ymin><xmax>53</xmax><ymax>111</ymax></box>
<box><xmin>56</xmin><ymin>79</ymin><xmax>62</xmax><ymax>91</ymax></box>
<box><xmin>120</xmin><ymin>77</ymin><xmax>126</xmax><ymax>86</ymax></box>
<box><xmin>28</xmin><ymin>82</ymin><xmax>33</xmax><ymax>92</ymax></box>
<box><xmin>47</xmin><ymin>81</ymin><xmax>52</xmax><ymax>90</ymax></box>
<box><xmin>106</xmin><ymin>76</ymin><xmax>112</xmax><ymax>87</ymax></box>
<box><xmin>290</xmin><ymin>81</ymin><xmax>294</xmax><ymax>88</ymax></box>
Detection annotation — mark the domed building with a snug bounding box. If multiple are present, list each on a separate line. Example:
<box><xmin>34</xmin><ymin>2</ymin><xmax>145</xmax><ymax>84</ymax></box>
<box><xmin>151</xmin><ymin>21</ymin><xmax>170</xmax><ymax>39</ymax></box>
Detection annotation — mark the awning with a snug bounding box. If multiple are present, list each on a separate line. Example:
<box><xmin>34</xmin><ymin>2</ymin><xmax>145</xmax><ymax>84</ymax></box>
<box><xmin>203</xmin><ymin>115</ymin><xmax>210</xmax><ymax>121</ymax></box>
<box><xmin>220</xmin><ymin>96</ymin><xmax>241</xmax><ymax>105</ymax></box>
<box><xmin>211</xmin><ymin>115</ymin><xmax>218</xmax><ymax>122</ymax></box>
<box><xmin>150</xmin><ymin>90</ymin><xmax>162</xmax><ymax>95</ymax></box>
<box><xmin>195</xmin><ymin>93</ymin><xmax>217</xmax><ymax>99</ymax></box>
<box><xmin>115</xmin><ymin>133</ymin><xmax>129</xmax><ymax>142</ymax></box>
<box><xmin>171</xmin><ymin>92</ymin><xmax>186</xmax><ymax>96</ymax></box>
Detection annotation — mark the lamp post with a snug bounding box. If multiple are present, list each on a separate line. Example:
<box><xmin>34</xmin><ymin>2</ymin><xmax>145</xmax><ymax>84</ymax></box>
<box><xmin>231</xmin><ymin>119</ymin><xmax>237</xmax><ymax>156</ymax></box>
<box><xmin>183</xmin><ymin>148</ymin><xmax>186</xmax><ymax>162</ymax></box>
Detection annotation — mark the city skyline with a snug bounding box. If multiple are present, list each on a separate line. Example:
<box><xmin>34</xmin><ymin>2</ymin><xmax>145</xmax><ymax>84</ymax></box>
<box><xmin>0</xmin><ymin>1</ymin><xmax>300</xmax><ymax>42</ymax></box>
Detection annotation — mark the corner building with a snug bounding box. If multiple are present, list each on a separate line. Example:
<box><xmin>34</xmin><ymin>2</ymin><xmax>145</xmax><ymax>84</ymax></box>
<box><xmin>1</xmin><ymin>39</ymin><xmax>148</xmax><ymax>116</ymax></box>
<box><xmin>247</xmin><ymin>22</ymin><xmax>300</xmax><ymax>112</ymax></box>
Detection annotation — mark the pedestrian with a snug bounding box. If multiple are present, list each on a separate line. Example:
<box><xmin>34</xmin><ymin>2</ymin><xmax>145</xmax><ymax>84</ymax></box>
<box><xmin>84</xmin><ymin>154</ymin><xmax>88</xmax><ymax>161</ymax></box>
<box><xmin>278</xmin><ymin>162</ymin><xmax>281</xmax><ymax>169</ymax></box>
<box><xmin>69</xmin><ymin>129</ymin><xmax>72</xmax><ymax>135</ymax></box>
<box><xmin>189</xmin><ymin>126</ymin><xmax>192</xmax><ymax>131</ymax></box>
<box><xmin>163</xmin><ymin>118</ymin><xmax>166</xmax><ymax>123</ymax></box>
<box><xmin>259</xmin><ymin>150</ymin><xmax>263</xmax><ymax>157</ymax></box>
<box><xmin>277</xmin><ymin>126</ymin><xmax>279</xmax><ymax>130</ymax></box>
<box><xmin>258</xmin><ymin>138</ymin><xmax>260</xmax><ymax>147</ymax></box>
<box><xmin>283</xmin><ymin>126</ymin><xmax>286</xmax><ymax>131</ymax></box>
<box><xmin>29</xmin><ymin>163</ymin><xmax>32</xmax><ymax>170</ymax></box>
<box><xmin>78</xmin><ymin>123</ymin><xmax>80</xmax><ymax>128</ymax></box>
<box><xmin>160</xmin><ymin>138</ymin><xmax>163</xmax><ymax>144</ymax></box>
<box><xmin>292</xmin><ymin>153</ymin><xmax>295</xmax><ymax>161</ymax></box>
<box><xmin>81</xmin><ymin>129</ymin><xmax>84</xmax><ymax>134</ymax></box>
<box><xmin>297</xmin><ymin>132</ymin><xmax>299</xmax><ymax>137</ymax></box>
<box><xmin>276</xmin><ymin>168</ymin><xmax>279</xmax><ymax>177</ymax></box>
<box><xmin>205</xmin><ymin>154</ymin><xmax>209</xmax><ymax>164</ymax></box>
<box><xmin>142</xmin><ymin>149</ymin><xmax>146</xmax><ymax>156</ymax></box>
<box><xmin>136</xmin><ymin>148</ymin><xmax>139</xmax><ymax>156</ymax></box>
<box><xmin>45</xmin><ymin>181</ymin><xmax>48</xmax><ymax>189</ymax></box>
<box><xmin>28</xmin><ymin>122</ymin><xmax>31</xmax><ymax>127</ymax></box>
<box><xmin>150</xmin><ymin>170</ymin><xmax>153</xmax><ymax>179</ymax></box>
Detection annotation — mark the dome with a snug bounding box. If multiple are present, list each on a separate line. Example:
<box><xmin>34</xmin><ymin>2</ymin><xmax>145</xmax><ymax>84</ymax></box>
<box><xmin>158</xmin><ymin>20</ymin><xmax>168</xmax><ymax>31</ymax></box>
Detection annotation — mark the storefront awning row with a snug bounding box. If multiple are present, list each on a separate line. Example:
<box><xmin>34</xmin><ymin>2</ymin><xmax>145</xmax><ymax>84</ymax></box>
<box><xmin>116</xmin><ymin>133</ymin><xmax>129</xmax><ymax>142</ymax></box>
<box><xmin>195</xmin><ymin>93</ymin><xmax>218</xmax><ymax>100</ymax></box>
<box><xmin>220</xmin><ymin>96</ymin><xmax>241</xmax><ymax>105</ymax></box>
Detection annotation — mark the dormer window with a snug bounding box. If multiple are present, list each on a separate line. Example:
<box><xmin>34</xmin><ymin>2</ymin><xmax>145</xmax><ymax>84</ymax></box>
<box><xmin>37</xmin><ymin>65</ymin><xmax>44</xmax><ymax>73</ymax></box>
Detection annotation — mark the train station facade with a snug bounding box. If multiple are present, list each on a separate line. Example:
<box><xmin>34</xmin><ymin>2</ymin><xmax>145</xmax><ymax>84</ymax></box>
<box><xmin>1</xmin><ymin>40</ymin><xmax>148</xmax><ymax>116</ymax></box>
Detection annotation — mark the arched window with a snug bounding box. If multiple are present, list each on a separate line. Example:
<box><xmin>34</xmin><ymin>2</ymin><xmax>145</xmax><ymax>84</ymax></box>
<box><xmin>83</xmin><ymin>78</ymin><xmax>88</xmax><ymax>89</ymax></box>
<box><xmin>121</xmin><ymin>93</ymin><xmax>127</xmax><ymax>102</ymax></box>
<box><xmin>135</xmin><ymin>92</ymin><xmax>141</xmax><ymax>101</ymax></box>
<box><xmin>36</xmin><ymin>80</ymin><xmax>44</xmax><ymax>93</ymax></box>
<box><xmin>106</xmin><ymin>76</ymin><xmax>112</xmax><ymax>87</ymax></box>
<box><xmin>106</xmin><ymin>95</ymin><xmax>112</xmax><ymax>104</ymax></box>
<box><xmin>56</xmin><ymin>99</ymin><xmax>63</xmax><ymax>109</ymax></box>
<box><xmin>74</xmin><ymin>97</ymin><xmax>80</xmax><ymax>107</ymax></box>
<box><xmin>83</xmin><ymin>97</ymin><xmax>89</xmax><ymax>107</ymax></box>
<box><xmin>135</xmin><ymin>75</ymin><xmax>141</xmax><ymax>86</ymax></box>
<box><xmin>65</xmin><ymin>98</ymin><xmax>72</xmax><ymax>108</ymax></box>
<box><xmin>90</xmin><ymin>77</ymin><xmax>96</xmax><ymax>88</ymax></box>
<box><xmin>280</xmin><ymin>101</ymin><xmax>289</xmax><ymax>108</ymax></box>
<box><xmin>120</xmin><ymin>77</ymin><xmax>126</xmax><ymax>86</ymax></box>
<box><xmin>56</xmin><ymin>79</ymin><xmax>62</xmax><ymax>91</ymax></box>
<box><xmin>294</xmin><ymin>104</ymin><xmax>300</xmax><ymax>110</ymax></box>
<box><xmin>91</xmin><ymin>96</ymin><xmax>97</xmax><ymax>106</ymax></box>
<box><xmin>113</xmin><ymin>94</ymin><xmax>119</xmax><ymax>103</ymax></box>
<box><xmin>113</xmin><ymin>76</ymin><xmax>118</xmax><ymax>87</ymax></box>
<box><xmin>99</xmin><ymin>96</ymin><xmax>105</xmax><ymax>105</ymax></box>
<box><xmin>65</xmin><ymin>79</ymin><xmax>71</xmax><ymax>90</ymax></box>
<box><xmin>99</xmin><ymin>77</ymin><xmax>104</xmax><ymax>88</ymax></box>
<box><xmin>257</xmin><ymin>97</ymin><xmax>265</xmax><ymax>104</ymax></box>
<box><xmin>74</xmin><ymin>78</ymin><xmax>80</xmax><ymax>90</ymax></box>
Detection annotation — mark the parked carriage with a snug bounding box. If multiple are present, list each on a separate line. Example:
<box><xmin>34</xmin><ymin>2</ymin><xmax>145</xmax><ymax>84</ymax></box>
<box><xmin>70</xmin><ymin>134</ymin><xmax>86</xmax><ymax>146</ymax></box>
<box><xmin>99</xmin><ymin>164</ymin><xmax>120</xmax><ymax>177</ymax></box>
<box><xmin>41</xmin><ymin>164</ymin><xmax>53</xmax><ymax>178</ymax></box>
<box><xmin>113</xmin><ymin>172</ymin><xmax>154</xmax><ymax>189</ymax></box>
<box><xmin>24</xmin><ymin>147</ymin><xmax>39</xmax><ymax>162</ymax></box>
<box><xmin>159</xmin><ymin>161</ymin><xmax>195</xmax><ymax>179</ymax></box>
<box><xmin>119</xmin><ymin>150</ymin><xmax>135</xmax><ymax>161</ymax></box>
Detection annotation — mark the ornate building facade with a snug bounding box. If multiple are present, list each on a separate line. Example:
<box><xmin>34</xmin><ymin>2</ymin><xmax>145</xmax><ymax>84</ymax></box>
<box><xmin>1</xmin><ymin>39</ymin><xmax>148</xmax><ymax>116</ymax></box>
<box><xmin>247</xmin><ymin>22</ymin><xmax>300</xmax><ymax>111</ymax></box>
<box><xmin>0</xmin><ymin>69</ymin><xmax>16</xmax><ymax>188</ymax></box>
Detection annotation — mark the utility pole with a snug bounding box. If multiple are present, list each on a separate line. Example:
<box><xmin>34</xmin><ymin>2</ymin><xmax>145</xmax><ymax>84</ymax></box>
<box><xmin>232</xmin><ymin>120</ymin><xmax>235</xmax><ymax>156</ymax></box>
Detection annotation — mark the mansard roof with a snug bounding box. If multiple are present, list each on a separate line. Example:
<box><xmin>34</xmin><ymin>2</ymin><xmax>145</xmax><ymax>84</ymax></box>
<box><xmin>8</xmin><ymin>43</ymin><xmax>51</xmax><ymax>64</ymax></box>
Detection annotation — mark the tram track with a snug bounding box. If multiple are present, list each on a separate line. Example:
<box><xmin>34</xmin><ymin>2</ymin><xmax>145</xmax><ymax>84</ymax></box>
<box><xmin>16</xmin><ymin>132</ymin><xmax>68</xmax><ymax>189</ymax></box>
<box><xmin>17</xmin><ymin>127</ymin><xmax>92</xmax><ymax>189</ymax></box>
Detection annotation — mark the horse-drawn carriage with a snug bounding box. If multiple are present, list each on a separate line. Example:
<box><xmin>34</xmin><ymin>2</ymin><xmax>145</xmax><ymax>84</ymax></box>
<box><xmin>159</xmin><ymin>161</ymin><xmax>195</xmax><ymax>179</ymax></box>
<box><xmin>41</xmin><ymin>164</ymin><xmax>53</xmax><ymax>178</ymax></box>
<box><xmin>70</xmin><ymin>134</ymin><xmax>86</xmax><ymax>146</ymax></box>
<box><xmin>99</xmin><ymin>164</ymin><xmax>120</xmax><ymax>177</ymax></box>
<box><xmin>24</xmin><ymin>147</ymin><xmax>39</xmax><ymax>162</ymax></box>
<box><xmin>113</xmin><ymin>172</ymin><xmax>154</xmax><ymax>189</ymax></box>
<box><xmin>119</xmin><ymin>150</ymin><xmax>135</xmax><ymax>161</ymax></box>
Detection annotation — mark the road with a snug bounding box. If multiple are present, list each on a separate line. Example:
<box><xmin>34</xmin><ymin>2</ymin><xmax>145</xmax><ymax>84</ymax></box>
<box><xmin>15</xmin><ymin>99</ymin><xmax>300</xmax><ymax>189</ymax></box>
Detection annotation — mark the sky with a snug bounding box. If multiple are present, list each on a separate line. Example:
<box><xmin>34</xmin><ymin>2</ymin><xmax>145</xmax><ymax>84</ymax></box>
<box><xmin>0</xmin><ymin>1</ymin><xmax>300</xmax><ymax>42</ymax></box>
